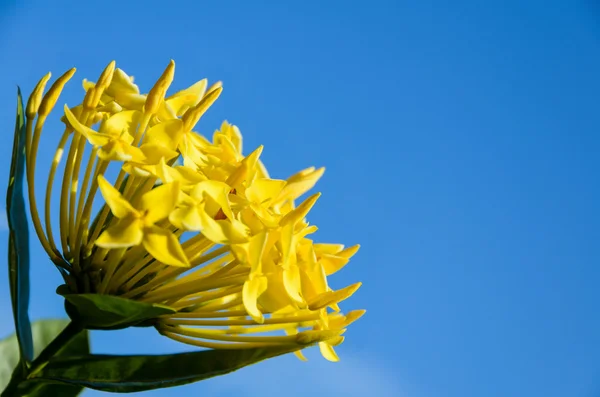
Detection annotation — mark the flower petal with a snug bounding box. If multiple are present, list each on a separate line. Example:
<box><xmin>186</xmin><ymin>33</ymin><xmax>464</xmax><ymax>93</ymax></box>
<box><xmin>139</xmin><ymin>143</ymin><xmax>179</xmax><ymax>164</ymax></box>
<box><xmin>95</xmin><ymin>216</ymin><xmax>143</xmax><ymax>248</ymax></box>
<box><xmin>142</xmin><ymin>225</ymin><xmax>189</xmax><ymax>267</ymax></box>
<box><xmin>169</xmin><ymin>205</ymin><xmax>202</xmax><ymax>231</ymax></box>
<box><xmin>242</xmin><ymin>276</ymin><xmax>268</xmax><ymax>324</ymax></box>
<box><xmin>100</xmin><ymin>110</ymin><xmax>141</xmax><ymax>136</ymax></box>
<box><xmin>97</xmin><ymin>175</ymin><xmax>137</xmax><ymax>218</ymax></box>
<box><xmin>63</xmin><ymin>105</ymin><xmax>110</xmax><ymax>146</ymax></box>
<box><xmin>197</xmin><ymin>204</ymin><xmax>249</xmax><ymax>244</ymax></box>
<box><xmin>276</xmin><ymin>167</ymin><xmax>325</xmax><ymax>204</ymax></box>
<box><xmin>319</xmin><ymin>254</ymin><xmax>350</xmax><ymax>276</ymax></box>
<box><xmin>246</xmin><ymin>178</ymin><xmax>286</xmax><ymax>205</ymax></box>
<box><xmin>283</xmin><ymin>264</ymin><xmax>305</xmax><ymax>306</ymax></box>
<box><xmin>280</xmin><ymin>193</ymin><xmax>321</xmax><ymax>227</ymax></box>
<box><xmin>141</xmin><ymin>182</ymin><xmax>181</xmax><ymax>224</ymax></box>
<box><xmin>319</xmin><ymin>341</ymin><xmax>340</xmax><ymax>362</ymax></box>
<box><xmin>145</xmin><ymin>119</ymin><xmax>184</xmax><ymax>150</ymax></box>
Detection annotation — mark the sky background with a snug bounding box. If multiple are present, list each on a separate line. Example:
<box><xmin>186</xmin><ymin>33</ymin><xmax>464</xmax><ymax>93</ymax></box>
<box><xmin>0</xmin><ymin>1</ymin><xmax>600</xmax><ymax>396</ymax></box>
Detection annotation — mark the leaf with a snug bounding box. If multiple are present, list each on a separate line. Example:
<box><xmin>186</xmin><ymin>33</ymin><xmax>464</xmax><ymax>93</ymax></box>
<box><xmin>27</xmin><ymin>344</ymin><xmax>305</xmax><ymax>393</ymax></box>
<box><xmin>6</xmin><ymin>88</ymin><xmax>33</xmax><ymax>363</ymax></box>
<box><xmin>61</xmin><ymin>293</ymin><xmax>176</xmax><ymax>330</ymax></box>
<box><xmin>0</xmin><ymin>319</ymin><xmax>90</xmax><ymax>396</ymax></box>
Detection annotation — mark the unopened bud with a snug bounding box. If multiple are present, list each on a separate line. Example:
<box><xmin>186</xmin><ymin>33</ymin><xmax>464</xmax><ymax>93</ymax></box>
<box><xmin>26</xmin><ymin>72</ymin><xmax>51</xmax><ymax>118</ymax></box>
<box><xmin>144</xmin><ymin>60</ymin><xmax>175</xmax><ymax>115</ymax></box>
<box><xmin>182</xmin><ymin>84</ymin><xmax>222</xmax><ymax>131</ymax></box>
<box><xmin>39</xmin><ymin>68</ymin><xmax>76</xmax><ymax>117</ymax></box>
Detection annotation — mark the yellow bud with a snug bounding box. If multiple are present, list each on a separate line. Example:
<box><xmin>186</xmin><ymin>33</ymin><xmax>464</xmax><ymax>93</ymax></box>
<box><xmin>144</xmin><ymin>60</ymin><xmax>175</xmax><ymax>115</ymax></box>
<box><xmin>182</xmin><ymin>85</ymin><xmax>223</xmax><ymax>131</ymax></box>
<box><xmin>26</xmin><ymin>72</ymin><xmax>51</xmax><ymax>118</ymax></box>
<box><xmin>38</xmin><ymin>68</ymin><xmax>76</xmax><ymax>117</ymax></box>
<box><xmin>84</xmin><ymin>61</ymin><xmax>116</xmax><ymax>109</ymax></box>
<box><xmin>96</xmin><ymin>60</ymin><xmax>116</xmax><ymax>90</ymax></box>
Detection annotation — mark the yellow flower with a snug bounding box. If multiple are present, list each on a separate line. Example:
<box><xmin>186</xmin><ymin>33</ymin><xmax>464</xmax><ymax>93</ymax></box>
<box><xmin>23</xmin><ymin>60</ymin><xmax>363</xmax><ymax>361</ymax></box>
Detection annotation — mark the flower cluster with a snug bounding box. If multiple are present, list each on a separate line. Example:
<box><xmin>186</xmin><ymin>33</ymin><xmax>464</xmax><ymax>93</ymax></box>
<box><xmin>24</xmin><ymin>60</ymin><xmax>363</xmax><ymax>361</ymax></box>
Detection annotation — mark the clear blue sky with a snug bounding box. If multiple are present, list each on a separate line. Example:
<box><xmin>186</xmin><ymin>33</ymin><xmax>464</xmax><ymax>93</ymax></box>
<box><xmin>1</xmin><ymin>1</ymin><xmax>600</xmax><ymax>396</ymax></box>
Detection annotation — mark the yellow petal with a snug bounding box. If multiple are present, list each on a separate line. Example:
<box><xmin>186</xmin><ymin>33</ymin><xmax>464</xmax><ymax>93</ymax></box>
<box><xmin>276</xmin><ymin>167</ymin><xmax>325</xmax><ymax>204</ymax></box>
<box><xmin>246</xmin><ymin>178</ymin><xmax>286</xmax><ymax>205</ymax></box>
<box><xmin>300</xmin><ymin>264</ymin><xmax>329</xmax><ymax>301</ymax></box>
<box><xmin>243</xmin><ymin>276</ymin><xmax>268</xmax><ymax>323</ymax></box>
<box><xmin>142</xmin><ymin>225</ymin><xmax>189</xmax><ymax>267</ymax></box>
<box><xmin>100</xmin><ymin>110</ymin><xmax>141</xmax><ymax>136</ymax></box>
<box><xmin>338</xmin><ymin>244</ymin><xmax>360</xmax><ymax>259</ymax></box>
<box><xmin>139</xmin><ymin>143</ymin><xmax>179</xmax><ymax>164</ymax></box>
<box><xmin>191</xmin><ymin>180</ymin><xmax>229</xmax><ymax>202</ymax></box>
<box><xmin>280</xmin><ymin>223</ymin><xmax>295</xmax><ymax>264</ymax></box>
<box><xmin>97</xmin><ymin>175</ymin><xmax>137</xmax><ymax>218</ymax></box>
<box><xmin>114</xmin><ymin>92</ymin><xmax>146</xmax><ymax>111</ymax></box>
<box><xmin>220</xmin><ymin>121</ymin><xmax>243</xmax><ymax>153</ymax></box>
<box><xmin>197</xmin><ymin>203</ymin><xmax>248</xmax><ymax>244</ymax></box>
<box><xmin>283</xmin><ymin>264</ymin><xmax>305</xmax><ymax>306</ymax></box>
<box><xmin>294</xmin><ymin>350</ymin><xmax>308</xmax><ymax>362</ymax></box>
<box><xmin>145</xmin><ymin>118</ymin><xmax>184</xmax><ymax>151</ymax></box>
<box><xmin>63</xmin><ymin>105</ymin><xmax>110</xmax><ymax>146</ymax></box>
<box><xmin>280</xmin><ymin>193</ymin><xmax>321</xmax><ymax>227</ymax></box>
<box><xmin>320</xmin><ymin>254</ymin><xmax>350</xmax><ymax>276</ymax></box>
<box><xmin>319</xmin><ymin>341</ymin><xmax>340</xmax><ymax>362</ymax></box>
<box><xmin>167</xmin><ymin>79</ymin><xmax>208</xmax><ymax>115</ymax></box>
<box><xmin>250</xmin><ymin>203</ymin><xmax>280</xmax><ymax>228</ymax></box>
<box><xmin>307</xmin><ymin>283</ymin><xmax>362</xmax><ymax>311</ymax></box>
<box><xmin>141</xmin><ymin>182</ymin><xmax>181</xmax><ymax>225</ymax></box>
<box><xmin>98</xmin><ymin>141</ymin><xmax>144</xmax><ymax>162</ymax></box>
<box><xmin>168</xmin><ymin>79</ymin><xmax>207</xmax><ymax>101</ymax></box>
<box><xmin>95</xmin><ymin>216</ymin><xmax>143</xmax><ymax>248</ymax></box>
<box><xmin>82</xmin><ymin>79</ymin><xmax>95</xmax><ymax>92</ymax></box>
<box><xmin>106</xmin><ymin>68</ymin><xmax>139</xmax><ymax>96</ymax></box>
<box><xmin>244</xmin><ymin>230</ymin><xmax>268</xmax><ymax>274</ymax></box>
<box><xmin>226</xmin><ymin>145</ymin><xmax>263</xmax><ymax>188</ymax></box>
<box><xmin>328</xmin><ymin>310</ymin><xmax>366</xmax><ymax>329</ymax></box>
<box><xmin>314</xmin><ymin>243</ymin><xmax>345</xmax><ymax>255</ymax></box>
<box><xmin>255</xmin><ymin>270</ymin><xmax>298</xmax><ymax>313</ymax></box>
<box><xmin>168</xmin><ymin>205</ymin><xmax>202</xmax><ymax>231</ymax></box>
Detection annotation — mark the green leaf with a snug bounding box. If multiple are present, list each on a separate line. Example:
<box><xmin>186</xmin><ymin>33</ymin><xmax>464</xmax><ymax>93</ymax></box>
<box><xmin>61</xmin><ymin>293</ymin><xmax>176</xmax><ymax>329</ymax></box>
<box><xmin>27</xmin><ymin>344</ymin><xmax>305</xmax><ymax>393</ymax></box>
<box><xmin>6</xmin><ymin>88</ymin><xmax>33</xmax><ymax>363</ymax></box>
<box><xmin>0</xmin><ymin>319</ymin><xmax>90</xmax><ymax>396</ymax></box>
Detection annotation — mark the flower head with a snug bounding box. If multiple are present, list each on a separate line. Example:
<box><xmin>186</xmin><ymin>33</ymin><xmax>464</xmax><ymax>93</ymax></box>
<box><xmin>24</xmin><ymin>60</ymin><xmax>363</xmax><ymax>361</ymax></box>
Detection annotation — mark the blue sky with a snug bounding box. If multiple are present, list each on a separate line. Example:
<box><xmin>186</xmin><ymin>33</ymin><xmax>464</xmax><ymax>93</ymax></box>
<box><xmin>1</xmin><ymin>1</ymin><xmax>600</xmax><ymax>396</ymax></box>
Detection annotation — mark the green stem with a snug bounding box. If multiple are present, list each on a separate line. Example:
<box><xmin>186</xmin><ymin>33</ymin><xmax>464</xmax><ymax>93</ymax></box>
<box><xmin>1</xmin><ymin>321</ymin><xmax>83</xmax><ymax>397</ymax></box>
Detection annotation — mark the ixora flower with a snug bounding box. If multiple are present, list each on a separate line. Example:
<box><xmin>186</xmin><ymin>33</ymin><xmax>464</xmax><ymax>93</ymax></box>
<box><xmin>24</xmin><ymin>60</ymin><xmax>363</xmax><ymax>362</ymax></box>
